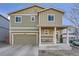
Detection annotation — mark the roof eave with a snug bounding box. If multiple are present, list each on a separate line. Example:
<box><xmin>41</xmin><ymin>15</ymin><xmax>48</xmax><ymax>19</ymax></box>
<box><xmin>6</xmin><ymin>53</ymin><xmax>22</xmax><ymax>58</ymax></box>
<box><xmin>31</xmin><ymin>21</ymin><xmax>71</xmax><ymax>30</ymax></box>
<box><xmin>38</xmin><ymin>8</ymin><xmax>64</xmax><ymax>14</ymax></box>
<box><xmin>0</xmin><ymin>14</ymin><xmax>9</xmax><ymax>22</ymax></box>
<box><xmin>8</xmin><ymin>5</ymin><xmax>45</xmax><ymax>15</ymax></box>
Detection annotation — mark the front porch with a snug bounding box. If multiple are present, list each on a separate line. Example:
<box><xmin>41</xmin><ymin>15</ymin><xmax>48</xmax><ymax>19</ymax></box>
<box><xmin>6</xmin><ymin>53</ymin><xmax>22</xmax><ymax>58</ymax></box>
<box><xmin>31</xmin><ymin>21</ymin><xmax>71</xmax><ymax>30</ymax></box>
<box><xmin>38</xmin><ymin>26</ymin><xmax>71</xmax><ymax>50</ymax></box>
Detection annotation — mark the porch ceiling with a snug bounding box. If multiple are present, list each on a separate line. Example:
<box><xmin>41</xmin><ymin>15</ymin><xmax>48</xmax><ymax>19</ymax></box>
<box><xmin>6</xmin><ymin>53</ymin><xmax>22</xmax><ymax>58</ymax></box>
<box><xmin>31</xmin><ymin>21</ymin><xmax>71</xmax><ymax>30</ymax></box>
<box><xmin>37</xmin><ymin>25</ymin><xmax>70</xmax><ymax>29</ymax></box>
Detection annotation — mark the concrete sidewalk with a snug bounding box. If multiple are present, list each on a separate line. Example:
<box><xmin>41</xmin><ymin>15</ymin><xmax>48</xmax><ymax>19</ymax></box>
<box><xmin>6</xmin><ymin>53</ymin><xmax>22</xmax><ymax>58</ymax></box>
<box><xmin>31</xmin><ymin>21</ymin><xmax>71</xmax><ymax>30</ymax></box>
<box><xmin>39</xmin><ymin>46</ymin><xmax>79</xmax><ymax>56</ymax></box>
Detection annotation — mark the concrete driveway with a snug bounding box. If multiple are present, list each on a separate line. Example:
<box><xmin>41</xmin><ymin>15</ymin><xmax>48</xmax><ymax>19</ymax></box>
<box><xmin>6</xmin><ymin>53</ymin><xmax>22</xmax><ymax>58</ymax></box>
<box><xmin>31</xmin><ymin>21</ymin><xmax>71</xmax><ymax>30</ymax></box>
<box><xmin>0</xmin><ymin>43</ymin><xmax>38</xmax><ymax>56</ymax></box>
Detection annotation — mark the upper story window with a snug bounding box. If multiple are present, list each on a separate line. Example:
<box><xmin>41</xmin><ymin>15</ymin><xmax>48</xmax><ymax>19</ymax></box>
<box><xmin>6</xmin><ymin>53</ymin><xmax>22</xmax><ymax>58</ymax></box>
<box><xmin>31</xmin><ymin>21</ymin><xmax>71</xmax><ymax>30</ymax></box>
<box><xmin>31</xmin><ymin>16</ymin><xmax>35</xmax><ymax>22</ymax></box>
<box><xmin>48</xmin><ymin>14</ymin><xmax>55</xmax><ymax>22</ymax></box>
<box><xmin>15</xmin><ymin>16</ymin><xmax>22</xmax><ymax>23</ymax></box>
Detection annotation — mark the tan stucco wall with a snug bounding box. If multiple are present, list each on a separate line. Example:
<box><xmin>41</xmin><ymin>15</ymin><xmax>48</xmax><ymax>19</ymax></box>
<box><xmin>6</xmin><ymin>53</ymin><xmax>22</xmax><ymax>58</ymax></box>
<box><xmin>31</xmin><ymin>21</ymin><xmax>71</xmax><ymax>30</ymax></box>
<box><xmin>39</xmin><ymin>9</ymin><xmax>64</xmax><ymax>26</ymax></box>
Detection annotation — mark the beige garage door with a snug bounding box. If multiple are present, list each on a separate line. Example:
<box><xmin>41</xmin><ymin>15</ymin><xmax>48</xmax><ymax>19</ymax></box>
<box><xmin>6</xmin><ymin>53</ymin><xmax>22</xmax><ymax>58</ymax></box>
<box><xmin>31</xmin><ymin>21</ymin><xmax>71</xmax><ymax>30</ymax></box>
<box><xmin>13</xmin><ymin>33</ymin><xmax>36</xmax><ymax>45</ymax></box>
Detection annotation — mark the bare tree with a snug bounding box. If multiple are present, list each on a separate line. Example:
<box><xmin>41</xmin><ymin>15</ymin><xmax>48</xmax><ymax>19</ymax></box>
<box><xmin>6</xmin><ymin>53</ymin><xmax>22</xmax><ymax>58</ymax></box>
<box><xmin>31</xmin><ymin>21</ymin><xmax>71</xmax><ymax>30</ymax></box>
<box><xmin>66</xmin><ymin>4</ymin><xmax>79</xmax><ymax>40</ymax></box>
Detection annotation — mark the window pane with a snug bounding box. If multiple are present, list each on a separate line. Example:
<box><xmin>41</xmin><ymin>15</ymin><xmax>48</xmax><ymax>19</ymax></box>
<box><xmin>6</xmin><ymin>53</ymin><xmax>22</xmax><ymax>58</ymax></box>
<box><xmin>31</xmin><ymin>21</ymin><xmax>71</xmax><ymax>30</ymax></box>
<box><xmin>48</xmin><ymin>15</ymin><xmax>54</xmax><ymax>21</ymax></box>
<box><xmin>32</xmin><ymin>17</ymin><xmax>34</xmax><ymax>21</ymax></box>
<box><xmin>31</xmin><ymin>16</ymin><xmax>35</xmax><ymax>22</ymax></box>
<box><xmin>16</xmin><ymin>16</ymin><xmax>21</xmax><ymax>22</ymax></box>
<box><xmin>16</xmin><ymin>19</ymin><xmax>18</xmax><ymax>22</ymax></box>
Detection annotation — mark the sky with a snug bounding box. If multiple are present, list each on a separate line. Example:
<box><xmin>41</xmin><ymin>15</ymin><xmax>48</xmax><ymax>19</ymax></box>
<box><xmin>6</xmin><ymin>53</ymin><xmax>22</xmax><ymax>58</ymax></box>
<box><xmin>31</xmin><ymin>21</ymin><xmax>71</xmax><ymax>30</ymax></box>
<box><xmin>0</xmin><ymin>3</ymin><xmax>74</xmax><ymax>25</ymax></box>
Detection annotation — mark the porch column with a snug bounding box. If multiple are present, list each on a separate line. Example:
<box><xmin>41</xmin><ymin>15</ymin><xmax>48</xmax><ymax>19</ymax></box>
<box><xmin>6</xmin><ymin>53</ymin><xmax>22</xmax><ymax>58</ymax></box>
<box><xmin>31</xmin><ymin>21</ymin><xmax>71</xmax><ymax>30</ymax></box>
<box><xmin>39</xmin><ymin>27</ymin><xmax>41</xmax><ymax>45</ymax></box>
<box><xmin>66</xmin><ymin>28</ymin><xmax>69</xmax><ymax>45</ymax></box>
<box><xmin>53</xmin><ymin>27</ymin><xmax>57</xmax><ymax>44</ymax></box>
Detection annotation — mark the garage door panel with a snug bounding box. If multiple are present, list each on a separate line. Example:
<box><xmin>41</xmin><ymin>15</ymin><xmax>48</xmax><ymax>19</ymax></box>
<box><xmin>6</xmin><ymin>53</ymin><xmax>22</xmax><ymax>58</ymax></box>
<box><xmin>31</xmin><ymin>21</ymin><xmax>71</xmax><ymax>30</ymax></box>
<box><xmin>13</xmin><ymin>34</ymin><xmax>36</xmax><ymax>45</ymax></box>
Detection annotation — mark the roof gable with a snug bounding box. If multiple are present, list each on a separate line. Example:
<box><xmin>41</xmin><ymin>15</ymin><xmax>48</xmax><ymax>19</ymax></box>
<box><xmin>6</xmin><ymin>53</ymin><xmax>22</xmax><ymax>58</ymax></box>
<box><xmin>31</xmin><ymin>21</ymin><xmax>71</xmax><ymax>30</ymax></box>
<box><xmin>38</xmin><ymin>8</ymin><xmax>64</xmax><ymax>13</ymax></box>
<box><xmin>8</xmin><ymin>5</ymin><xmax>45</xmax><ymax>15</ymax></box>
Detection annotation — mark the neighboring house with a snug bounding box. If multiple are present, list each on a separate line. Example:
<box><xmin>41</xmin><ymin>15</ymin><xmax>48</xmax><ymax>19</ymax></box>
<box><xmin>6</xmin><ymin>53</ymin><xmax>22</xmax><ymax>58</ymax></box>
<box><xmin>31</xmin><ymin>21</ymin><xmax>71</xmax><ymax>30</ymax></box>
<box><xmin>0</xmin><ymin>14</ymin><xmax>9</xmax><ymax>42</ymax></box>
<box><xmin>9</xmin><ymin>5</ymin><xmax>71</xmax><ymax>50</ymax></box>
<box><xmin>63</xmin><ymin>26</ymin><xmax>79</xmax><ymax>41</ymax></box>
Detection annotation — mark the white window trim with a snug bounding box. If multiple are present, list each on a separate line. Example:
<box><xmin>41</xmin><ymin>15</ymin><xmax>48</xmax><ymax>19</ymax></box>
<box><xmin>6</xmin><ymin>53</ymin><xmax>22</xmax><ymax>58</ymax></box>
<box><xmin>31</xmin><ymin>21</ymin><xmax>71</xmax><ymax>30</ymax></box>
<box><xmin>31</xmin><ymin>16</ymin><xmax>35</xmax><ymax>22</ymax></box>
<box><xmin>47</xmin><ymin>14</ymin><xmax>55</xmax><ymax>22</ymax></box>
<box><xmin>15</xmin><ymin>16</ymin><xmax>22</xmax><ymax>23</ymax></box>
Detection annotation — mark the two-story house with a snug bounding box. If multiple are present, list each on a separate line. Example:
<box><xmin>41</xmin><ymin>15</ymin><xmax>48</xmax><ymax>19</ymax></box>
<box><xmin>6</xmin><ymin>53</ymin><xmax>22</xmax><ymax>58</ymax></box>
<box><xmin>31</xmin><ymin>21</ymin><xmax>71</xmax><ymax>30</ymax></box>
<box><xmin>9</xmin><ymin>5</ymin><xmax>71</xmax><ymax>50</ymax></box>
